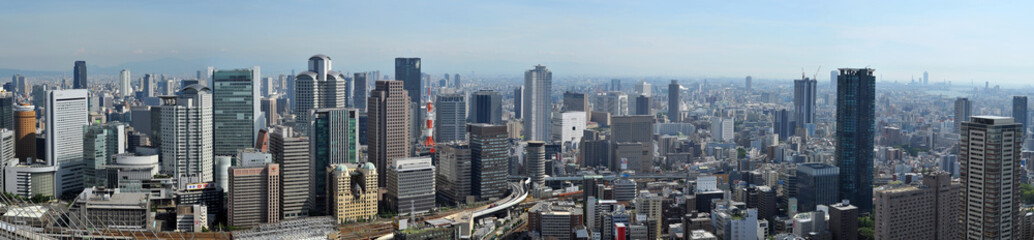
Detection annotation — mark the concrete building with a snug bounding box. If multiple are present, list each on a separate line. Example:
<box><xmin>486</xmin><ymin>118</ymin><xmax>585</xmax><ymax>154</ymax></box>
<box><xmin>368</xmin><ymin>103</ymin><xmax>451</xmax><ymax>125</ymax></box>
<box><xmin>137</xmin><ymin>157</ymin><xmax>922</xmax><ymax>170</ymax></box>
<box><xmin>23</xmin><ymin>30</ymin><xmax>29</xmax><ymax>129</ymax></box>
<box><xmin>71</xmin><ymin>187</ymin><xmax>153</xmax><ymax>230</ymax></box>
<box><xmin>611</xmin><ymin>115</ymin><xmax>655</xmax><ymax>172</ymax></box>
<box><xmin>269</xmin><ymin>126</ymin><xmax>310</xmax><ymax>219</ymax></box>
<box><xmin>470</xmin><ymin>90</ymin><xmax>502</xmax><ymax>125</ymax></box>
<box><xmin>14</xmin><ymin>104</ymin><xmax>35</xmax><ymax>161</ymax></box>
<box><xmin>827</xmin><ymin>201</ymin><xmax>858</xmax><ymax>240</ymax></box>
<box><xmin>160</xmin><ymin>85</ymin><xmax>213</xmax><ymax>189</ymax></box>
<box><xmin>175</xmin><ymin>204</ymin><xmax>208</xmax><ymax>233</ymax></box>
<box><xmin>104</xmin><ymin>153</ymin><xmax>159</xmax><ymax>192</ymax></box>
<box><xmin>562</xmin><ymin>91</ymin><xmax>589</xmax><ymax>122</ymax></box>
<box><xmin>1014</xmin><ymin>96</ymin><xmax>1028</xmax><ymax>134</ymax></box>
<box><xmin>211</xmin><ymin>68</ymin><xmax>261</xmax><ymax>156</ymax></box>
<box><xmin>435</xmin><ymin>93</ymin><xmax>467</xmax><ymax>143</ymax></box>
<box><xmin>228</xmin><ymin>163</ymin><xmax>280</xmax><ymax>228</ymax></box>
<box><xmin>261</xmin><ymin>97</ymin><xmax>279</xmax><ymax>127</ymax></box>
<box><xmin>295</xmin><ymin>55</ymin><xmax>347</xmax><ymax>133</ymax></box>
<box><xmin>46</xmin><ymin>89</ymin><xmax>89</xmax><ymax>197</ymax></box>
<box><xmin>553</xmin><ymin>111</ymin><xmax>586</xmax><ymax>148</ymax></box>
<box><xmin>874</xmin><ymin>172</ymin><xmax>958</xmax><ymax>240</ymax></box>
<box><xmin>793</xmin><ymin>77</ymin><xmax>817</xmax><ymax>129</ymax></box>
<box><xmin>435</xmin><ymin>144</ymin><xmax>472</xmax><ymax>205</ymax></box>
<box><xmin>710</xmin><ymin>117</ymin><xmax>734</xmax><ymax>142</ymax></box>
<box><xmin>668</xmin><ymin>80</ymin><xmax>680</xmax><ymax>122</ymax></box>
<box><xmin>328</xmin><ymin>163</ymin><xmax>377</xmax><ymax>223</ymax></box>
<box><xmin>529</xmin><ymin>202</ymin><xmax>583</xmax><ymax>240</ymax></box>
<box><xmin>960</xmin><ymin>116</ymin><xmax>1022</xmax><ymax>239</ymax></box>
<box><xmin>523</xmin><ymin>65</ymin><xmax>552</xmax><ymax>141</ymax></box>
<box><xmin>368</xmin><ymin>80</ymin><xmax>411</xmax><ymax>185</ymax></box>
<box><xmin>309</xmin><ymin>107</ymin><xmax>360</xmax><ymax>214</ymax></box>
<box><xmin>796</xmin><ymin>163</ymin><xmax>839</xmax><ymax>212</ymax></box>
<box><xmin>526</xmin><ymin>141</ymin><xmax>546</xmax><ymax>188</ymax></box>
<box><xmin>954</xmin><ymin>97</ymin><xmax>972</xmax><ymax>134</ymax></box>
<box><xmin>83</xmin><ymin>123</ymin><xmax>126</xmax><ymax>187</ymax></box>
<box><xmin>469</xmin><ymin>124</ymin><xmax>508</xmax><ymax>200</ymax></box>
<box><xmin>2</xmin><ymin>162</ymin><xmax>58</xmax><ymax>198</ymax></box>
<box><xmin>711</xmin><ymin>204</ymin><xmax>760</xmax><ymax>240</ymax></box>
<box><xmin>385</xmin><ymin>157</ymin><xmax>435</xmax><ymax>215</ymax></box>
<box><xmin>595</xmin><ymin>91</ymin><xmax>628</xmax><ymax>117</ymax></box>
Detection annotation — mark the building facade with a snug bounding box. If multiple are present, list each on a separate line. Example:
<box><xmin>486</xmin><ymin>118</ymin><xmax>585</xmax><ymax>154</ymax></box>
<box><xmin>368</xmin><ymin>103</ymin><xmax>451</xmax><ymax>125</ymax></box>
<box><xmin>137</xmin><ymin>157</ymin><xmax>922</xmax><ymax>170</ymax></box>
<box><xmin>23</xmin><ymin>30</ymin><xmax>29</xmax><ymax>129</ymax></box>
<box><xmin>368</xmin><ymin>80</ymin><xmax>411</xmax><ymax>185</ymax></box>
<box><xmin>328</xmin><ymin>163</ymin><xmax>377</xmax><ymax>223</ymax></box>
<box><xmin>385</xmin><ymin>157</ymin><xmax>435</xmax><ymax>215</ymax></box>
<box><xmin>309</xmin><ymin>107</ymin><xmax>359</xmax><ymax>214</ymax></box>
<box><xmin>228</xmin><ymin>163</ymin><xmax>280</xmax><ymax>228</ymax></box>
<box><xmin>960</xmin><ymin>116</ymin><xmax>1022</xmax><ymax>239</ymax></box>
<box><xmin>523</xmin><ymin>65</ymin><xmax>552</xmax><ymax>141</ymax></box>
<box><xmin>270</xmin><ymin>126</ymin><xmax>310</xmax><ymax>219</ymax></box>
<box><xmin>835</xmin><ymin>68</ymin><xmax>876</xmax><ymax>213</ymax></box>
<box><xmin>160</xmin><ymin>85</ymin><xmax>214</xmax><ymax>188</ymax></box>
<box><xmin>46</xmin><ymin>89</ymin><xmax>89</xmax><ymax>196</ymax></box>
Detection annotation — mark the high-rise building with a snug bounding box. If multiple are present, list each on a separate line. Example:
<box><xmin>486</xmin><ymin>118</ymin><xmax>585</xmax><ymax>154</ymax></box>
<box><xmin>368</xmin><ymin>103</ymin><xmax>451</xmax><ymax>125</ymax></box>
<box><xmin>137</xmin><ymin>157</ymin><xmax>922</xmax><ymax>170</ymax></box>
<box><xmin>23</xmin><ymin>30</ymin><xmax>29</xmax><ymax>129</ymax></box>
<box><xmin>796</xmin><ymin>163</ymin><xmax>839</xmax><ymax>212</ymax></box>
<box><xmin>923</xmin><ymin>71</ymin><xmax>929</xmax><ymax>85</ymax></box>
<box><xmin>562</xmin><ymin>91</ymin><xmax>589</xmax><ymax>121</ymax></box>
<box><xmin>435</xmin><ymin>94</ymin><xmax>466</xmax><ymax>143</ymax></box>
<box><xmin>385</xmin><ymin>157</ymin><xmax>435</xmax><ymax>215</ymax></box>
<box><xmin>353</xmin><ymin>73</ymin><xmax>368</xmax><ymax>112</ymax></box>
<box><xmin>269</xmin><ymin>126</ymin><xmax>310</xmax><ymax>219</ymax></box>
<box><xmin>774</xmin><ymin>109</ymin><xmax>795</xmax><ymax>141</ymax></box>
<box><xmin>634</xmin><ymin>95</ymin><xmax>650</xmax><ymax>116</ymax></box>
<box><xmin>14</xmin><ymin>104</ymin><xmax>35</xmax><ymax>161</ymax></box>
<box><xmin>436</xmin><ymin>143</ymin><xmax>472</xmax><ymax>205</ymax></box>
<box><xmin>211</xmin><ymin>68</ymin><xmax>261</xmax><ymax>156</ymax></box>
<box><xmin>469</xmin><ymin>124</ymin><xmax>508</xmax><ymax>200</ymax></box>
<box><xmin>83</xmin><ymin>123</ymin><xmax>125</xmax><ymax>187</ymax></box>
<box><xmin>668</xmin><ymin>80</ymin><xmax>680</xmax><ymax>122</ymax></box>
<box><xmin>0</xmin><ymin>92</ymin><xmax>14</xmax><ymax>130</ymax></box>
<box><xmin>160</xmin><ymin>85</ymin><xmax>214</xmax><ymax>188</ymax></box>
<box><xmin>829</xmin><ymin>70</ymin><xmax>838</xmax><ymax>89</ymax></box>
<box><xmin>514</xmin><ymin>86</ymin><xmax>523</xmax><ymax>119</ymax></box>
<box><xmin>120</xmin><ymin>69</ymin><xmax>132</xmax><ymax>98</ymax></box>
<box><xmin>960</xmin><ymin>116</ymin><xmax>1023</xmax><ymax>239</ymax></box>
<box><xmin>526</xmin><ymin>141</ymin><xmax>546</xmax><ymax>187</ymax></box>
<box><xmin>261</xmin><ymin>97</ymin><xmax>278</xmax><ymax>127</ymax></box>
<box><xmin>552</xmin><ymin>111</ymin><xmax>586</xmax><ymax>147</ymax></box>
<box><xmin>295</xmin><ymin>55</ymin><xmax>347</xmax><ymax>132</ymax></box>
<box><xmin>874</xmin><ymin>172</ymin><xmax>958</xmax><ymax>240</ymax></box>
<box><xmin>395</xmin><ymin>58</ymin><xmax>422</xmax><ymax>142</ymax></box>
<box><xmin>954</xmin><ymin>97</ymin><xmax>972</xmax><ymax>134</ymax></box>
<box><xmin>635</xmin><ymin>80</ymin><xmax>652</xmax><ymax>97</ymax></box>
<box><xmin>827</xmin><ymin>202</ymin><xmax>858</xmax><ymax>240</ymax></box>
<box><xmin>711</xmin><ymin>117</ymin><xmax>734</xmax><ymax>142</ymax></box>
<box><xmin>0</xmin><ymin>129</ymin><xmax>13</xmax><ymax>164</ymax></box>
<box><xmin>471</xmin><ymin>90</ymin><xmax>502</xmax><ymax>124</ymax></box>
<box><xmin>835</xmin><ymin>68</ymin><xmax>876</xmax><ymax>213</ymax></box>
<box><xmin>610</xmin><ymin>79</ymin><xmax>622</xmax><ymax>91</ymax></box>
<box><xmin>310</xmin><ymin>107</ymin><xmax>359</xmax><ymax>214</ymax></box>
<box><xmin>595</xmin><ymin>91</ymin><xmax>628</xmax><ymax>116</ymax></box>
<box><xmin>1014</xmin><ymin>96</ymin><xmax>1028</xmax><ymax>135</ymax></box>
<box><xmin>73</xmin><ymin>61</ymin><xmax>87</xmax><ymax>89</ymax></box>
<box><xmin>368</xmin><ymin>80</ymin><xmax>411</xmax><ymax>185</ymax></box>
<box><xmin>794</xmin><ymin>77</ymin><xmax>817</xmax><ymax>128</ymax></box>
<box><xmin>228</xmin><ymin>163</ymin><xmax>280</xmax><ymax>228</ymax></box>
<box><xmin>46</xmin><ymin>89</ymin><xmax>89</xmax><ymax>196</ymax></box>
<box><xmin>745</xmin><ymin>76</ymin><xmax>752</xmax><ymax>91</ymax></box>
<box><xmin>328</xmin><ymin>163</ymin><xmax>376</xmax><ymax>223</ymax></box>
<box><xmin>454</xmin><ymin>74</ymin><xmax>461</xmax><ymax>88</ymax></box>
<box><xmin>523</xmin><ymin>65</ymin><xmax>552</xmax><ymax>141</ymax></box>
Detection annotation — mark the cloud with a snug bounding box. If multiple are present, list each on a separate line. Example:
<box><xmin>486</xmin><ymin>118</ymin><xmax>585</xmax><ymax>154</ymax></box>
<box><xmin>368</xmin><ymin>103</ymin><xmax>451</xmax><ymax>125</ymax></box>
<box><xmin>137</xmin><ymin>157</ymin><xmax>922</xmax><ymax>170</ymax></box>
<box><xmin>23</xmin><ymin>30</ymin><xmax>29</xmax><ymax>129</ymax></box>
<box><xmin>133</xmin><ymin>49</ymin><xmax>144</xmax><ymax>54</ymax></box>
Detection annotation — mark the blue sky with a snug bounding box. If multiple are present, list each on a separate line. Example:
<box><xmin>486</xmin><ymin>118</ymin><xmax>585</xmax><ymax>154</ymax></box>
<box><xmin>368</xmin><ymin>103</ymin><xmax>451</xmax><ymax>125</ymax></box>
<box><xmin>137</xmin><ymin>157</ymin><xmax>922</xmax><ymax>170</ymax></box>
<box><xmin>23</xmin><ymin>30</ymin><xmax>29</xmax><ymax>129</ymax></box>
<box><xmin>1</xmin><ymin>1</ymin><xmax>1031</xmax><ymax>84</ymax></box>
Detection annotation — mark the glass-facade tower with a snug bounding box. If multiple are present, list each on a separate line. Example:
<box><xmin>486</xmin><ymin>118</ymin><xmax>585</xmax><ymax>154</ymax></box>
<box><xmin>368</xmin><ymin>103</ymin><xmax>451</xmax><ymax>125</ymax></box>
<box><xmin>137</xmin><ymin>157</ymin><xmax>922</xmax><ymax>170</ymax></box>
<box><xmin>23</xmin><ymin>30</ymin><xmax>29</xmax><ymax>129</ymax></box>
<box><xmin>835</xmin><ymin>68</ymin><xmax>876</xmax><ymax>213</ymax></box>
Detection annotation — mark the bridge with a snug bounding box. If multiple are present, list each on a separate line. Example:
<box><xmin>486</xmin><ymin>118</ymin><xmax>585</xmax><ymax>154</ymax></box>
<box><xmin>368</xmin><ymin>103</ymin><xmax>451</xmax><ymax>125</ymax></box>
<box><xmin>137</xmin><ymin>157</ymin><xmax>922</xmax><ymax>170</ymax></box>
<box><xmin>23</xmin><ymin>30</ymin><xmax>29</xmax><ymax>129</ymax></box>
<box><xmin>510</xmin><ymin>173</ymin><xmax>691</xmax><ymax>182</ymax></box>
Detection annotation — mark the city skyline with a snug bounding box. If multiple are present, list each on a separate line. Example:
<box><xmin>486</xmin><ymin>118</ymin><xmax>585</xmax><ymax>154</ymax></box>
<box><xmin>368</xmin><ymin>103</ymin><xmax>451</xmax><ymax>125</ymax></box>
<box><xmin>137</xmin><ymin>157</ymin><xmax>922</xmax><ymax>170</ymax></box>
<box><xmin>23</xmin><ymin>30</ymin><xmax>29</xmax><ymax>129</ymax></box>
<box><xmin>2</xmin><ymin>2</ymin><xmax>1034</xmax><ymax>85</ymax></box>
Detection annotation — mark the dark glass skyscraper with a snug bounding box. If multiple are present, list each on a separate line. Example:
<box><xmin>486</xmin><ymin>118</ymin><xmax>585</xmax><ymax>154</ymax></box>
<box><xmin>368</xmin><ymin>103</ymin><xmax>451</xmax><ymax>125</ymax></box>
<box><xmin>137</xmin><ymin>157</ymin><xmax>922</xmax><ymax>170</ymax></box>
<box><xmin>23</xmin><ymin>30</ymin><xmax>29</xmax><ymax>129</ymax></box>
<box><xmin>794</xmin><ymin>77</ymin><xmax>816</xmax><ymax>128</ymax></box>
<box><xmin>470</xmin><ymin>90</ymin><xmax>502</xmax><ymax>124</ymax></box>
<box><xmin>835</xmin><ymin>68</ymin><xmax>876</xmax><ymax>213</ymax></box>
<box><xmin>514</xmin><ymin>86</ymin><xmax>523</xmax><ymax>119</ymax></box>
<box><xmin>354</xmin><ymin>73</ymin><xmax>368</xmax><ymax>112</ymax></box>
<box><xmin>469</xmin><ymin>124</ymin><xmax>508</xmax><ymax>200</ymax></box>
<box><xmin>395</xmin><ymin>58</ymin><xmax>422</xmax><ymax>105</ymax></box>
<box><xmin>667</xmin><ymin>80</ymin><xmax>680</xmax><ymax>122</ymax></box>
<box><xmin>309</xmin><ymin>107</ymin><xmax>359</xmax><ymax>215</ymax></box>
<box><xmin>73</xmin><ymin>60</ymin><xmax>87</xmax><ymax>89</ymax></box>
<box><xmin>797</xmin><ymin>163</ymin><xmax>840</xmax><ymax>212</ymax></box>
<box><xmin>211</xmin><ymin>68</ymin><xmax>260</xmax><ymax>157</ymax></box>
<box><xmin>1014</xmin><ymin>96</ymin><xmax>1028</xmax><ymax>135</ymax></box>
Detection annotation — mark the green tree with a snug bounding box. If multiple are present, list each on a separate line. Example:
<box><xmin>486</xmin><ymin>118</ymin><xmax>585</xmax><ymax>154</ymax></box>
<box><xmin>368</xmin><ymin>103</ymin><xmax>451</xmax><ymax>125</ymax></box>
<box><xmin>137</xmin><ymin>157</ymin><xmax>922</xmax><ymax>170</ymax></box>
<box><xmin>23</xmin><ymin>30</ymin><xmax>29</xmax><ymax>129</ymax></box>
<box><xmin>858</xmin><ymin>216</ymin><xmax>874</xmax><ymax>240</ymax></box>
<box><xmin>1020</xmin><ymin>183</ymin><xmax>1034</xmax><ymax>204</ymax></box>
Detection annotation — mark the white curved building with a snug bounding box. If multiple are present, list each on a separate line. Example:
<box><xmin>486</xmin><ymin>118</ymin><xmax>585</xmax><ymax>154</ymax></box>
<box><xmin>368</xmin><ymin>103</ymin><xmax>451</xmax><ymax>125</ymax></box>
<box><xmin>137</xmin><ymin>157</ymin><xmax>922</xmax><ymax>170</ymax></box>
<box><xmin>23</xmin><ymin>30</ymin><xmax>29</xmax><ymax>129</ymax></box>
<box><xmin>294</xmin><ymin>55</ymin><xmax>346</xmax><ymax>132</ymax></box>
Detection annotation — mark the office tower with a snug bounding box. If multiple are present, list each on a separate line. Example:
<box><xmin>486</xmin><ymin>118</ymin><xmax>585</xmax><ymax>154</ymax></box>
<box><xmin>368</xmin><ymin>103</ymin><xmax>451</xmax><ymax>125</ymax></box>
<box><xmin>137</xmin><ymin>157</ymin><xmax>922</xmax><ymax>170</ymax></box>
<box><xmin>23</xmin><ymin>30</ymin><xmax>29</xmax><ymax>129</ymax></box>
<box><xmin>119</xmin><ymin>69</ymin><xmax>132</xmax><ymax>97</ymax></box>
<box><xmin>228</xmin><ymin>163</ymin><xmax>280</xmax><ymax>228</ymax></box>
<box><xmin>296</xmin><ymin>55</ymin><xmax>347</xmax><ymax>132</ymax></box>
<box><xmin>0</xmin><ymin>93</ymin><xmax>13</xmax><ymax>130</ymax></box>
<box><xmin>368</xmin><ymin>80</ymin><xmax>411</xmax><ymax>185</ymax></box>
<box><xmin>923</xmin><ymin>71</ymin><xmax>929</xmax><ymax>85</ymax></box>
<box><xmin>634</xmin><ymin>95</ymin><xmax>649</xmax><ymax>115</ymax></box>
<box><xmin>160</xmin><ymin>85</ymin><xmax>214</xmax><ymax>188</ymax></box>
<box><xmin>353</xmin><ymin>73</ymin><xmax>368</xmax><ymax>112</ymax></box>
<box><xmin>269</xmin><ymin>126</ymin><xmax>310</xmax><ymax>219</ymax></box>
<box><xmin>596</xmin><ymin>91</ymin><xmax>629</xmax><ymax>116</ymax></box>
<box><xmin>668</xmin><ymin>80</ymin><xmax>680</xmax><ymax>122</ymax></box>
<box><xmin>794</xmin><ymin>77</ymin><xmax>817</xmax><ymax>128</ymax></box>
<box><xmin>141</xmin><ymin>74</ymin><xmax>155</xmax><ymax>98</ymax></box>
<box><xmin>835</xmin><ymin>68</ymin><xmax>876</xmax><ymax>213</ymax></box>
<box><xmin>11</xmin><ymin>74</ymin><xmax>26</xmax><ymax>94</ymax></box>
<box><xmin>73</xmin><ymin>61</ymin><xmax>87</xmax><ymax>89</ymax></box>
<box><xmin>610</xmin><ymin>79</ymin><xmax>621</xmax><ymax>91</ymax></box>
<box><xmin>954</xmin><ymin>97</ymin><xmax>972</xmax><ymax>134</ymax></box>
<box><xmin>712</xmin><ymin>204</ymin><xmax>761</xmax><ymax>240</ymax></box>
<box><xmin>827</xmin><ymin>202</ymin><xmax>858</xmax><ymax>240</ymax></box>
<box><xmin>829</xmin><ymin>70</ymin><xmax>838</xmax><ymax>89</ymax></box>
<box><xmin>711</xmin><ymin>117</ymin><xmax>734</xmax><ymax>142</ymax></box>
<box><xmin>796</xmin><ymin>163</ymin><xmax>839</xmax><ymax>212</ymax></box>
<box><xmin>773</xmin><ymin>109</ymin><xmax>795</xmax><ymax>141</ymax></box>
<box><xmin>46</xmin><ymin>89</ymin><xmax>89</xmax><ymax>196</ymax></box>
<box><xmin>528</xmin><ymin>202</ymin><xmax>584</xmax><ymax>240</ymax></box>
<box><xmin>436</xmin><ymin>144</ymin><xmax>472</xmax><ymax>205</ymax></box>
<box><xmin>514</xmin><ymin>87</ymin><xmax>523</xmax><ymax>119</ymax></box>
<box><xmin>526</xmin><ymin>141</ymin><xmax>546</xmax><ymax>187</ymax></box>
<box><xmin>875</xmin><ymin>172</ymin><xmax>958</xmax><ymax>240</ymax></box>
<box><xmin>635</xmin><ymin>80</ymin><xmax>652</xmax><ymax>97</ymax></box>
<box><xmin>262</xmin><ymin>76</ymin><xmax>274</xmax><ymax>97</ymax></box>
<box><xmin>562</xmin><ymin>91</ymin><xmax>589</xmax><ymax>121</ymax></box>
<box><xmin>1014</xmin><ymin>96</ymin><xmax>1028</xmax><ymax>134</ymax></box>
<box><xmin>395</xmin><ymin>58</ymin><xmax>422</xmax><ymax>141</ymax></box>
<box><xmin>745</xmin><ymin>76</ymin><xmax>752</xmax><ymax>91</ymax></box>
<box><xmin>435</xmin><ymin>94</ymin><xmax>466</xmax><ymax>143</ymax></box>
<box><xmin>83</xmin><ymin>123</ymin><xmax>126</xmax><ymax>187</ymax></box>
<box><xmin>523</xmin><ymin>65</ymin><xmax>552</xmax><ymax>141</ymax></box>
<box><xmin>0</xmin><ymin>130</ymin><xmax>12</xmax><ymax>163</ymax></box>
<box><xmin>470</xmin><ymin>90</ymin><xmax>502</xmax><ymax>124</ymax></box>
<box><xmin>454</xmin><ymin>74</ymin><xmax>461</xmax><ymax>87</ymax></box>
<box><xmin>552</xmin><ymin>111</ymin><xmax>586</xmax><ymax>147</ymax></box>
<box><xmin>385</xmin><ymin>157</ymin><xmax>435</xmax><ymax>215</ymax></box>
<box><xmin>14</xmin><ymin>104</ymin><xmax>35</xmax><ymax>161</ymax></box>
<box><xmin>469</xmin><ymin>124</ymin><xmax>508</xmax><ymax>200</ymax></box>
<box><xmin>328</xmin><ymin>163</ymin><xmax>377</xmax><ymax>223</ymax></box>
<box><xmin>211</xmin><ymin>68</ymin><xmax>261</xmax><ymax>156</ymax></box>
<box><xmin>261</xmin><ymin>97</ymin><xmax>278</xmax><ymax>127</ymax></box>
<box><xmin>960</xmin><ymin>116</ymin><xmax>1022</xmax><ymax>239</ymax></box>
<box><xmin>310</xmin><ymin>108</ymin><xmax>359</xmax><ymax>214</ymax></box>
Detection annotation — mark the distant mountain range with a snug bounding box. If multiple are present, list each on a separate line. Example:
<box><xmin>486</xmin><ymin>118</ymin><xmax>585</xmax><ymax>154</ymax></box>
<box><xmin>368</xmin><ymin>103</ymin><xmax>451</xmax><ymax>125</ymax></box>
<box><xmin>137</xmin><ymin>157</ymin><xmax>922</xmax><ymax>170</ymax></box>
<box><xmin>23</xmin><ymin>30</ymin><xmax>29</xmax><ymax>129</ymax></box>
<box><xmin>0</xmin><ymin>58</ymin><xmax>298</xmax><ymax>79</ymax></box>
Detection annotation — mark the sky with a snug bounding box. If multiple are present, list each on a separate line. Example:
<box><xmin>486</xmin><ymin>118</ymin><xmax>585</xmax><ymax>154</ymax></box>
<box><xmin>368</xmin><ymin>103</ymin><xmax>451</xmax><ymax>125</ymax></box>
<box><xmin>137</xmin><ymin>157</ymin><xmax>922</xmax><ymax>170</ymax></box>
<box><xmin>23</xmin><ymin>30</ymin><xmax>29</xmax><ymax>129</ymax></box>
<box><xmin>1</xmin><ymin>1</ymin><xmax>1032</xmax><ymax>84</ymax></box>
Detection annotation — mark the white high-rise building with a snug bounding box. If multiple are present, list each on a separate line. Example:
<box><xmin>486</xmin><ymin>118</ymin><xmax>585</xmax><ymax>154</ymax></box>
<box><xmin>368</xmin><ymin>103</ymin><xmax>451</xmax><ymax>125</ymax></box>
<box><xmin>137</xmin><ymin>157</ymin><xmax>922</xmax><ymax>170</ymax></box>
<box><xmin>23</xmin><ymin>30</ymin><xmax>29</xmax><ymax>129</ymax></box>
<box><xmin>635</xmin><ymin>80</ymin><xmax>652</xmax><ymax>97</ymax></box>
<box><xmin>295</xmin><ymin>55</ymin><xmax>346</xmax><ymax>133</ymax></box>
<box><xmin>160</xmin><ymin>85</ymin><xmax>214</xmax><ymax>188</ymax></box>
<box><xmin>711</xmin><ymin>117</ymin><xmax>734</xmax><ymax>142</ymax></box>
<box><xmin>960</xmin><ymin>116</ymin><xmax>1023</xmax><ymax>239</ymax></box>
<box><xmin>595</xmin><ymin>91</ymin><xmax>628</xmax><ymax>116</ymax></box>
<box><xmin>46</xmin><ymin>89</ymin><xmax>89</xmax><ymax>196</ymax></box>
<box><xmin>523</xmin><ymin>65</ymin><xmax>552</xmax><ymax>141</ymax></box>
<box><xmin>119</xmin><ymin>69</ymin><xmax>132</xmax><ymax>97</ymax></box>
<box><xmin>552</xmin><ymin>111</ymin><xmax>586</xmax><ymax>148</ymax></box>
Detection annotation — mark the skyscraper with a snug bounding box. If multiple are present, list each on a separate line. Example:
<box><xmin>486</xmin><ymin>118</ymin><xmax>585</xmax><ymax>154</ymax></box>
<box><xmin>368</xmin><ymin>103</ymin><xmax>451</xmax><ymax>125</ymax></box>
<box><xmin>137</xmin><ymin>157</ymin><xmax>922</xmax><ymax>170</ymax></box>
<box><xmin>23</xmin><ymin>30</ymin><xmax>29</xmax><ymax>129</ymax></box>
<box><xmin>120</xmin><ymin>69</ymin><xmax>132</xmax><ymax>97</ymax></box>
<box><xmin>796</xmin><ymin>163</ymin><xmax>839</xmax><ymax>212</ymax></box>
<box><xmin>562</xmin><ymin>91</ymin><xmax>588</xmax><ymax>121</ymax></box>
<box><xmin>923</xmin><ymin>71</ymin><xmax>929</xmax><ymax>85</ymax></box>
<box><xmin>14</xmin><ymin>104</ymin><xmax>35</xmax><ymax>161</ymax></box>
<box><xmin>469</xmin><ymin>124</ymin><xmax>508</xmax><ymax>200</ymax></box>
<box><xmin>435</xmin><ymin>93</ymin><xmax>466</xmax><ymax>143</ymax></box>
<box><xmin>470</xmin><ymin>90</ymin><xmax>502</xmax><ymax>125</ymax></box>
<box><xmin>83</xmin><ymin>123</ymin><xmax>126</xmax><ymax>187</ymax></box>
<box><xmin>295</xmin><ymin>55</ymin><xmax>347</xmax><ymax>133</ymax></box>
<box><xmin>954</xmin><ymin>97</ymin><xmax>972</xmax><ymax>134</ymax></box>
<box><xmin>634</xmin><ymin>95</ymin><xmax>650</xmax><ymax>116</ymax></box>
<box><xmin>526</xmin><ymin>141</ymin><xmax>546</xmax><ymax>188</ymax></box>
<box><xmin>436</xmin><ymin>143</ymin><xmax>472</xmax><ymax>205</ymax></box>
<box><xmin>212</xmin><ymin>68</ymin><xmax>261</xmax><ymax>156</ymax></box>
<box><xmin>959</xmin><ymin>116</ymin><xmax>1022</xmax><ymax>239</ymax></box>
<box><xmin>774</xmin><ymin>109</ymin><xmax>795</xmax><ymax>141</ymax></box>
<box><xmin>523</xmin><ymin>65</ymin><xmax>552</xmax><ymax>141</ymax></box>
<box><xmin>0</xmin><ymin>92</ymin><xmax>14</xmax><ymax>130</ymax></box>
<box><xmin>595</xmin><ymin>91</ymin><xmax>628</xmax><ymax>116</ymax></box>
<box><xmin>310</xmin><ymin>107</ymin><xmax>359</xmax><ymax>214</ymax></box>
<box><xmin>269</xmin><ymin>126</ymin><xmax>310</xmax><ymax>219</ymax></box>
<box><xmin>353</xmin><ymin>72</ymin><xmax>368</xmax><ymax>112</ymax></box>
<box><xmin>794</xmin><ymin>77</ymin><xmax>817</xmax><ymax>128</ymax></box>
<box><xmin>829</xmin><ymin>70</ymin><xmax>838</xmax><ymax>89</ymax></box>
<box><xmin>1014</xmin><ymin>96</ymin><xmax>1028</xmax><ymax>135</ymax></box>
<box><xmin>395</xmin><ymin>58</ymin><xmax>422</xmax><ymax>142</ymax></box>
<box><xmin>835</xmin><ymin>68</ymin><xmax>876</xmax><ymax>213</ymax></box>
<box><xmin>228</xmin><ymin>163</ymin><xmax>280</xmax><ymax>228</ymax></box>
<box><xmin>514</xmin><ymin>87</ymin><xmax>523</xmax><ymax>119</ymax></box>
<box><xmin>385</xmin><ymin>157</ymin><xmax>436</xmax><ymax>215</ymax></box>
<box><xmin>73</xmin><ymin>61</ymin><xmax>87</xmax><ymax>89</ymax></box>
<box><xmin>635</xmin><ymin>80</ymin><xmax>652</xmax><ymax>97</ymax></box>
<box><xmin>710</xmin><ymin>117</ymin><xmax>734</xmax><ymax>142</ymax></box>
<box><xmin>368</xmin><ymin>80</ymin><xmax>411</xmax><ymax>185</ymax></box>
<box><xmin>46</xmin><ymin>89</ymin><xmax>89</xmax><ymax>196</ymax></box>
<box><xmin>667</xmin><ymin>80</ymin><xmax>680</xmax><ymax>122</ymax></box>
<box><xmin>160</xmin><ymin>85</ymin><xmax>214</xmax><ymax>188</ymax></box>
<box><xmin>611</xmin><ymin>79</ymin><xmax>622</xmax><ymax>91</ymax></box>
